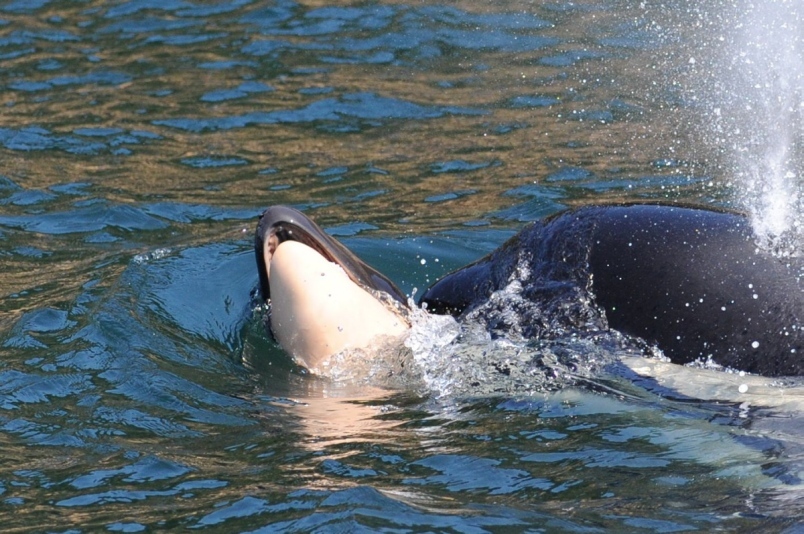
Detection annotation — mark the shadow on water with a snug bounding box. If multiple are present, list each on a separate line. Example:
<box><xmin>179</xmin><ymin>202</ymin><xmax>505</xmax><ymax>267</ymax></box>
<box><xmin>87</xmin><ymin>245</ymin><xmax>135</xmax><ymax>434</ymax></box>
<box><xmin>0</xmin><ymin>0</ymin><xmax>802</xmax><ymax>531</ymax></box>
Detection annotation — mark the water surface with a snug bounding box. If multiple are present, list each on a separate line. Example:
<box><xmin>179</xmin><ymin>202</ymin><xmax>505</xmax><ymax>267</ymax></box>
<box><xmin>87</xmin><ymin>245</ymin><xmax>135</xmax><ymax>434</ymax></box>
<box><xmin>1</xmin><ymin>0</ymin><xmax>803</xmax><ymax>531</ymax></box>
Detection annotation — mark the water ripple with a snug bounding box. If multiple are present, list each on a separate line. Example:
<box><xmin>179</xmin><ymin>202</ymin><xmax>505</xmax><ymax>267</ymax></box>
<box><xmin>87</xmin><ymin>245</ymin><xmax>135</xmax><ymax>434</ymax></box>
<box><xmin>0</xmin><ymin>203</ymin><xmax>168</xmax><ymax>234</ymax></box>
<box><xmin>0</xmin><ymin>126</ymin><xmax>151</xmax><ymax>155</ymax></box>
<box><xmin>0</xmin><ymin>370</ymin><xmax>91</xmax><ymax>407</ymax></box>
<box><xmin>154</xmin><ymin>92</ymin><xmax>484</xmax><ymax>133</ymax></box>
<box><xmin>408</xmin><ymin>454</ymin><xmax>553</xmax><ymax>494</ymax></box>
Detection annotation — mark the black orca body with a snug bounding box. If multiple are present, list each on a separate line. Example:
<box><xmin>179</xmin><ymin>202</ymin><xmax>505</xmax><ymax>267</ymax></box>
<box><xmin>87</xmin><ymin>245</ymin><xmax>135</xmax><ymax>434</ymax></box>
<box><xmin>421</xmin><ymin>204</ymin><xmax>803</xmax><ymax>377</ymax></box>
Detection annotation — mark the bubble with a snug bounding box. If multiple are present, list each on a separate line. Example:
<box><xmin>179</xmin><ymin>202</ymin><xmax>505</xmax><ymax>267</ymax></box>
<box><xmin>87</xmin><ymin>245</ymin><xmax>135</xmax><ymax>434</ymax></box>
<box><xmin>132</xmin><ymin>248</ymin><xmax>171</xmax><ymax>264</ymax></box>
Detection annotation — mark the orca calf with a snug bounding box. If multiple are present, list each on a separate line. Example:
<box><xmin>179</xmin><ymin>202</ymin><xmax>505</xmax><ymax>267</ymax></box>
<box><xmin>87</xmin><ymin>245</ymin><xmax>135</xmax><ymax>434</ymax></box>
<box><xmin>254</xmin><ymin>206</ymin><xmax>408</xmax><ymax>370</ymax></box>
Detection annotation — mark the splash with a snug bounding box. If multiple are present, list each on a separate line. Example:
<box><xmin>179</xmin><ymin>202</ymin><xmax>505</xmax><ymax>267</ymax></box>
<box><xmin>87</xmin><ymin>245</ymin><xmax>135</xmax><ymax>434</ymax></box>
<box><xmin>733</xmin><ymin>0</ymin><xmax>802</xmax><ymax>253</ymax></box>
<box><xmin>406</xmin><ymin>288</ymin><xmax>634</xmax><ymax>398</ymax></box>
<box><xmin>404</xmin><ymin>300</ymin><xmax>461</xmax><ymax>395</ymax></box>
<box><xmin>707</xmin><ymin>0</ymin><xmax>803</xmax><ymax>254</ymax></box>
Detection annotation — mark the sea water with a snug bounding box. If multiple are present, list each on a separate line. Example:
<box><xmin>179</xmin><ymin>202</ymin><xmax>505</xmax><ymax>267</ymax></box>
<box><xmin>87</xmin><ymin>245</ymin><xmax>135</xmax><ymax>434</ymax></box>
<box><xmin>1</xmin><ymin>0</ymin><xmax>803</xmax><ymax>531</ymax></box>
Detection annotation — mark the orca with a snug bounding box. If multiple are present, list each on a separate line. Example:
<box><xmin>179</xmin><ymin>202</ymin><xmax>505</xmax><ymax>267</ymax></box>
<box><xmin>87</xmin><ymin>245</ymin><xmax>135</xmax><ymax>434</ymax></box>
<box><xmin>421</xmin><ymin>203</ymin><xmax>803</xmax><ymax>377</ymax></box>
<box><xmin>254</xmin><ymin>206</ymin><xmax>408</xmax><ymax>370</ymax></box>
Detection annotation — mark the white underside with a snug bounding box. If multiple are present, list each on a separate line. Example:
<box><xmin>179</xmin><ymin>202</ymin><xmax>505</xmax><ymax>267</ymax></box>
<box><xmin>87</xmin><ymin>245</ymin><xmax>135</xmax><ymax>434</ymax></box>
<box><xmin>267</xmin><ymin>240</ymin><xmax>409</xmax><ymax>370</ymax></box>
<box><xmin>621</xmin><ymin>356</ymin><xmax>804</xmax><ymax>411</ymax></box>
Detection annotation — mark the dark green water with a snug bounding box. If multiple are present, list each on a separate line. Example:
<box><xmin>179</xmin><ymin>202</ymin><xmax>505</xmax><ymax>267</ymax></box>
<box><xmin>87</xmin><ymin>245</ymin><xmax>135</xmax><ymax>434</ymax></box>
<box><xmin>1</xmin><ymin>0</ymin><xmax>803</xmax><ymax>531</ymax></box>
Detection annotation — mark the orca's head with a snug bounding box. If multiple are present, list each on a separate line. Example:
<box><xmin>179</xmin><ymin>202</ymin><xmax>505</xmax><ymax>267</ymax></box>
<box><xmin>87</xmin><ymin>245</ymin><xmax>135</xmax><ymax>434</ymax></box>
<box><xmin>254</xmin><ymin>206</ymin><xmax>409</xmax><ymax>369</ymax></box>
<box><xmin>255</xmin><ymin>205</ymin><xmax>407</xmax><ymax>305</ymax></box>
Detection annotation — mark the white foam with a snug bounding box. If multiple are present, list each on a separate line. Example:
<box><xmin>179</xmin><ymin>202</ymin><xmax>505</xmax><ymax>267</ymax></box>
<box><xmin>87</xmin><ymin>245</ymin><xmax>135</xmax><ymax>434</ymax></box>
<box><xmin>714</xmin><ymin>0</ymin><xmax>803</xmax><ymax>254</ymax></box>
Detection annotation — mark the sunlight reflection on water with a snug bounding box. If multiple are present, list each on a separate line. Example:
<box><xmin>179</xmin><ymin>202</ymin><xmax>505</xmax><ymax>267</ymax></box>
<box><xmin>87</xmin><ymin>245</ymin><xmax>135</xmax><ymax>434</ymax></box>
<box><xmin>0</xmin><ymin>0</ymin><xmax>802</xmax><ymax>531</ymax></box>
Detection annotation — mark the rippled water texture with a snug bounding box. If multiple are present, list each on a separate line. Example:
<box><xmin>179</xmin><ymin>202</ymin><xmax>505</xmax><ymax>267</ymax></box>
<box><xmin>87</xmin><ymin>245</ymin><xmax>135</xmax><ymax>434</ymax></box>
<box><xmin>1</xmin><ymin>0</ymin><xmax>803</xmax><ymax>531</ymax></box>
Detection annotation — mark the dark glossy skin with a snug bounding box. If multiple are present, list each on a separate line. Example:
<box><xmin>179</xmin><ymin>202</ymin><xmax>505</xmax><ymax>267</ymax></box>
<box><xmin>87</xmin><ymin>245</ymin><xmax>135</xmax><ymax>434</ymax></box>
<box><xmin>421</xmin><ymin>204</ymin><xmax>804</xmax><ymax>376</ymax></box>
<box><xmin>254</xmin><ymin>205</ymin><xmax>407</xmax><ymax>305</ymax></box>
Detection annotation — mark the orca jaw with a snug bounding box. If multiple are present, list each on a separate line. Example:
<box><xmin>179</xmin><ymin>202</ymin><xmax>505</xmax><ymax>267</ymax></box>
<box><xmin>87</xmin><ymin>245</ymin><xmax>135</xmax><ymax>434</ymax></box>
<box><xmin>254</xmin><ymin>206</ymin><xmax>410</xmax><ymax>369</ymax></box>
<box><xmin>255</xmin><ymin>206</ymin><xmax>407</xmax><ymax>305</ymax></box>
<box><xmin>266</xmin><ymin>240</ymin><xmax>408</xmax><ymax>369</ymax></box>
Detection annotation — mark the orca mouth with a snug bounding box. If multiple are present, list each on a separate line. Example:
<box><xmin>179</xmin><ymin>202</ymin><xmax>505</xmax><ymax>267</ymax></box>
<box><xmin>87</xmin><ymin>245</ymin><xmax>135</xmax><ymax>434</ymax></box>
<box><xmin>254</xmin><ymin>205</ymin><xmax>408</xmax><ymax>307</ymax></box>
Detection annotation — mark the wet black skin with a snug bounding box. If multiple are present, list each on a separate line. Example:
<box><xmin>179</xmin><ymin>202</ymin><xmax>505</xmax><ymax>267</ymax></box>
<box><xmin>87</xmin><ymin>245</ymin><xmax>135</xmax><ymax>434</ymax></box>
<box><xmin>254</xmin><ymin>205</ymin><xmax>407</xmax><ymax>305</ymax></box>
<box><xmin>420</xmin><ymin>203</ymin><xmax>803</xmax><ymax>377</ymax></box>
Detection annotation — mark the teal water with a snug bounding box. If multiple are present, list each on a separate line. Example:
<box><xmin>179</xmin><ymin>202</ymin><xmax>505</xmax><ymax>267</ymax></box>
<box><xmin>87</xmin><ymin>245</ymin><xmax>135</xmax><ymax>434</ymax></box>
<box><xmin>1</xmin><ymin>0</ymin><xmax>803</xmax><ymax>531</ymax></box>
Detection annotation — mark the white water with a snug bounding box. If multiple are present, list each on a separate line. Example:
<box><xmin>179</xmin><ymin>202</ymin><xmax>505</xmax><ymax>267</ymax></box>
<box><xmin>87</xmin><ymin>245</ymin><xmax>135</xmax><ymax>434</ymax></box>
<box><xmin>706</xmin><ymin>0</ymin><xmax>803</xmax><ymax>253</ymax></box>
